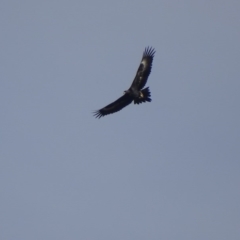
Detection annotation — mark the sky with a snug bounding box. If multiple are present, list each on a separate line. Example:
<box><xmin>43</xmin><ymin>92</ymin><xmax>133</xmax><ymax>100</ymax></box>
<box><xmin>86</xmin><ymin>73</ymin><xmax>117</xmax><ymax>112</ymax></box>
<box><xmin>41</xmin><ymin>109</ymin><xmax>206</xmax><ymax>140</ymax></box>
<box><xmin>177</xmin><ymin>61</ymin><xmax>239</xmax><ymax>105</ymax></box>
<box><xmin>1</xmin><ymin>1</ymin><xmax>240</xmax><ymax>239</ymax></box>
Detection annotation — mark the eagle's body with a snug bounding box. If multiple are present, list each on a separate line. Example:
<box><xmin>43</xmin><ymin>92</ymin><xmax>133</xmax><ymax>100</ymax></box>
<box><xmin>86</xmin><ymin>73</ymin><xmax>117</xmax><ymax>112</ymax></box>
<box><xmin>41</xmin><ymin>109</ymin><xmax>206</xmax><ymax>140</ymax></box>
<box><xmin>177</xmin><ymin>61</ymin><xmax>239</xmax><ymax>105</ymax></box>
<box><xmin>94</xmin><ymin>47</ymin><xmax>155</xmax><ymax>118</ymax></box>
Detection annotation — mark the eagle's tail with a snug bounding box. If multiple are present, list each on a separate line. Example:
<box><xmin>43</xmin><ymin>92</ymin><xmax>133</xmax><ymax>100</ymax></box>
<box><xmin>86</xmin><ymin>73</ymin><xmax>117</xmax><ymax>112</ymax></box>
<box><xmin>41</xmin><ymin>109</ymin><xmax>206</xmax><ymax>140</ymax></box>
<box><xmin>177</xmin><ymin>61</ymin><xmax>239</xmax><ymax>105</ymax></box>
<box><xmin>134</xmin><ymin>87</ymin><xmax>152</xmax><ymax>104</ymax></box>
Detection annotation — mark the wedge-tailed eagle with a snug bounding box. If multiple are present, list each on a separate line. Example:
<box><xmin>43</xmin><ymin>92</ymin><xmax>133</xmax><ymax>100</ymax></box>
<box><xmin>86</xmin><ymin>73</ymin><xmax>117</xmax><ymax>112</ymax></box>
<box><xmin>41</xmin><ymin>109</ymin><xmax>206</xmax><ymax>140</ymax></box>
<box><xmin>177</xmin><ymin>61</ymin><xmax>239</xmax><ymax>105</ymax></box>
<box><xmin>94</xmin><ymin>47</ymin><xmax>155</xmax><ymax>118</ymax></box>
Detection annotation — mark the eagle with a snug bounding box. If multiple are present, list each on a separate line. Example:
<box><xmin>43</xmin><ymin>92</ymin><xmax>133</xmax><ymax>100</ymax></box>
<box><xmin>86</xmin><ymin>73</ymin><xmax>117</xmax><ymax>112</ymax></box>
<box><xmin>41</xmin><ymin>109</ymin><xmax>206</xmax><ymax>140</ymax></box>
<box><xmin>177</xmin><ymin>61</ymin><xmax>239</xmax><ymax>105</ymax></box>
<box><xmin>94</xmin><ymin>47</ymin><xmax>155</xmax><ymax>118</ymax></box>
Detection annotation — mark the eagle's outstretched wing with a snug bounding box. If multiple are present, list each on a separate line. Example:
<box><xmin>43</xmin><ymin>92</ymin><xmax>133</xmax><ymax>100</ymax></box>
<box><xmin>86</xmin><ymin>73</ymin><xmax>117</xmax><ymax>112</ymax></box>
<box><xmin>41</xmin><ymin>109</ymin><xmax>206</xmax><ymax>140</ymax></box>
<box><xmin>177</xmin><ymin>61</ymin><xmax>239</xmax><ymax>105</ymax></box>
<box><xmin>93</xmin><ymin>94</ymin><xmax>133</xmax><ymax>118</ymax></box>
<box><xmin>131</xmin><ymin>47</ymin><xmax>155</xmax><ymax>90</ymax></box>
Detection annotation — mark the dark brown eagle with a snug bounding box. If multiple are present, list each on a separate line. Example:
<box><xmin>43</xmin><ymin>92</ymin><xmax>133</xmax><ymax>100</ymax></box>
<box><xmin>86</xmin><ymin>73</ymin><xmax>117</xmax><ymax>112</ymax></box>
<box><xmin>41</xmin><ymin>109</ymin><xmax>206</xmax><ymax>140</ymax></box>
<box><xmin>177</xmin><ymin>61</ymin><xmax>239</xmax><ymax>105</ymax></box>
<box><xmin>94</xmin><ymin>47</ymin><xmax>155</xmax><ymax>118</ymax></box>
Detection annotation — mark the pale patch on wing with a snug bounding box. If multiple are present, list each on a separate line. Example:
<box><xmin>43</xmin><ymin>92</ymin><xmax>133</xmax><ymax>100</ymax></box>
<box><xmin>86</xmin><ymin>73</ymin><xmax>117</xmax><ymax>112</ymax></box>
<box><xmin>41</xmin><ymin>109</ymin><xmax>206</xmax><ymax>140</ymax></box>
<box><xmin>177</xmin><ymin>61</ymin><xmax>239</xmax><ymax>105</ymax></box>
<box><xmin>141</xmin><ymin>59</ymin><xmax>148</xmax><ymax>69</ymax></box>
<box><xmin>139</xmin><ymin>59</ymin><xmax>148</xmax><ymax>80</ymax></box>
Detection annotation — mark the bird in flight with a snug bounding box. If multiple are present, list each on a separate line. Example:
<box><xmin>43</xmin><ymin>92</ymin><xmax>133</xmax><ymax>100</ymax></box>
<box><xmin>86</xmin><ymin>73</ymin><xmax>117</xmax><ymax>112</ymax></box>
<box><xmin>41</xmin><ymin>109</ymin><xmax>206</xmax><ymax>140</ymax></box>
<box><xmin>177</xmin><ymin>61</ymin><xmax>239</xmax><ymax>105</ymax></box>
<box><xmin>93</xmin><ymin>47</ymin><xmax>155</xmax><ymax>118</ymax></box>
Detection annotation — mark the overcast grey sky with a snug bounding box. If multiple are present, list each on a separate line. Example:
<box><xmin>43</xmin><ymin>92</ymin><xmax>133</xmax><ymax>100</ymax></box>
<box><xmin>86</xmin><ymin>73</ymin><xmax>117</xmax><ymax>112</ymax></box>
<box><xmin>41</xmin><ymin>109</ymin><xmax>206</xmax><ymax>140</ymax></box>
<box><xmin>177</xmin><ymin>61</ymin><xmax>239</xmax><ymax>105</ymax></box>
<box><xmin>1</xmin><ymin>1</ymin><xmax>240</xmax><ymax>240</ymax></box>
